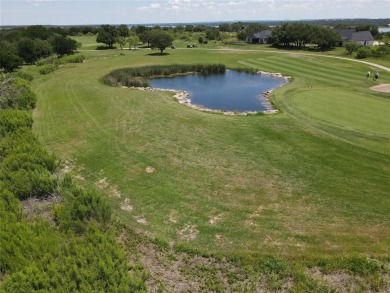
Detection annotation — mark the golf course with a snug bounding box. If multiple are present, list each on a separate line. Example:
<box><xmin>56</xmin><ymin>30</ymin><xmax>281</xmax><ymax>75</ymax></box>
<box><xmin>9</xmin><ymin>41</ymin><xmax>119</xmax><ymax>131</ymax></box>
<box><xmin>29</xmin><ymin>39</ymin><xmax>390</xmax><ymax>290</ymax></box>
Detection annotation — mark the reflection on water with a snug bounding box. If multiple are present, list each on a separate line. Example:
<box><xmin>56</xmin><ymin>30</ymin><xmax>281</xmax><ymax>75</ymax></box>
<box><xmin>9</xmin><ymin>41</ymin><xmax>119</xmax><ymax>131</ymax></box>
<box><xmin>150</xmin><ymin>70</ymin><xmax>288</xmax><ymax>112</ymax></box>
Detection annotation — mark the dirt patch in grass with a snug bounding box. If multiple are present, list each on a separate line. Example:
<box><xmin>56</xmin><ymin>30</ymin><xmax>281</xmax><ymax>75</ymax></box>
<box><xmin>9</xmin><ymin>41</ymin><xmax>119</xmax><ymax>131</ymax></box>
<box><xmin>370</xmin><ymin>84</ymin><xmax>390</xmax><ymax>93</ymax></box>
<box><xmin>22</xmin><ymin>196</ymin><xmax>61</xmax><ymax>223</ymax></box>
<box><xmin>177</xmin><ymin>224</ymin><xmax>199</xmax><ymax>241</ymax></box>
<box><xmin>307</xmin><ymin>267</ymin><xmax>376</xmax><ymax>292</ymax></box>
<box><xmin>95</xmin><ymin>177</ymin><xmax>109</xmax><ymax>189</ymax></box>
<box><xmin>134</xmin><ymin>216</ymin><xmax>149</xmax><ymax>225</ymax></box>
<box><xmin>209</xmin><ymin>214</ymin><xmax>222</xmax><ymax>225</ymax></box>
<box><xmin>120</xmin><ymin>198</ymin><xmax>133</xmax><ymax>212</ymax></box>
<box><xmin>145</xmin><ymin>166</ymin><xmax>155</xmax><ymax>173</ymax></box>
<box><xmin>108</xmin><ymin>185</ymin><xmax>121</xmax><ymax>198</ymax></box>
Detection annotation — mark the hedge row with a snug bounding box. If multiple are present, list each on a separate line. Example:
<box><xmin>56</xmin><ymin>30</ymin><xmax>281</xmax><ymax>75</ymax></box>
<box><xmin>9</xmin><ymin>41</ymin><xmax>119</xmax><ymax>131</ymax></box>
<box><xmin>104</xmin><ymin>63</ymin><xmax>226</xmax><ymax>87</ymax></box>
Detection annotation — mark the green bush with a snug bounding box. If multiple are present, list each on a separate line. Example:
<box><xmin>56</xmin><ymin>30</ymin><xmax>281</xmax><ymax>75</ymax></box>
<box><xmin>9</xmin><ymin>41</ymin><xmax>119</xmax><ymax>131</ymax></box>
<box><xmin>39</xmin><ymin>63</ymin><xmax>59</xmax><ymax>75</ymax></box>
<box><xmin>54</xmin><ymin>184</ymin><xmax>111</xmax><ymax>233</ymax></box>
<box><xmin>0</xmin><ymin>76</ymin><xmax>36</xmax><ymax>110</ymax></box>
<box><xmin>356</xmin><ymin>46</ymin><xmax>372</xmax><ymax>59</ymax></box>
<box><xmin>0</xmin><ymin>127</ymin><xmax>58</xmax><ymax>199</ymax></box>
<box><xmin>6</xmin><ymin>71</ymin><xmax>34</xmax><ymax>81</ymax></box>
<box><xmin>61</xmin><ymin>54</ymin><xmax>85</xmax><ymax>63</ymax></box>
<box><xmin>0</xmin><ymin>110</ymin><xmax>33</xmax><ymax>137</ymax></box>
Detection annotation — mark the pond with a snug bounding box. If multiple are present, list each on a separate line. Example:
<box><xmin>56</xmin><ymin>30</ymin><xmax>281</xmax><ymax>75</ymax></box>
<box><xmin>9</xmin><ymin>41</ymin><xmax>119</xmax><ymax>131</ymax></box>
<box><xmin>149</xmin><ymin>69</ymin><xmax>288</xmax><ymax>112</ymax></box>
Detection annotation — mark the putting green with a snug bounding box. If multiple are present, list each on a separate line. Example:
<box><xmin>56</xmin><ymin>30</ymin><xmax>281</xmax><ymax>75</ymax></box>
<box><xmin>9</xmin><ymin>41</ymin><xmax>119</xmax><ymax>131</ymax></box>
<box><xmin>290</xmin><ymin>89</ymin><xmax>390</xmax><ymax>137</ymax></box>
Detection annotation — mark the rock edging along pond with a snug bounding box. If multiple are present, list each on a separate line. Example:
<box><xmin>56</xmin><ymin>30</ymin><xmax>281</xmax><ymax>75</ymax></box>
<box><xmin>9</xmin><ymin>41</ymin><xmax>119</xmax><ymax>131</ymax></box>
<box><xmin>105</xmin><ymin>65</ymin><xmax>290</xmax><ymax>115</ymax></box>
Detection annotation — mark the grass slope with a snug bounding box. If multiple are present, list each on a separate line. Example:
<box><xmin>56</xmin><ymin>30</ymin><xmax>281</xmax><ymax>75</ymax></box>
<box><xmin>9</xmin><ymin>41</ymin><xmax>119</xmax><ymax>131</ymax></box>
<box><xmin>31</xmin><ymin>48</ymin><xmax>390</xmax><ymax>260</ymax></box>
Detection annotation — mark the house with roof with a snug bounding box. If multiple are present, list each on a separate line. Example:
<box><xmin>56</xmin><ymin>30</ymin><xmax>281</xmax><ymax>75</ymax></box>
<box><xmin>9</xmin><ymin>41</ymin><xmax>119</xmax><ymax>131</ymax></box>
<box><xmin>246</xmin><ymin>30</ymin><xmax>272</xmax><ymax>44</ymax></box>
<box><xmin>334</xmin><ymin>29</ymin><xmax>374</xmax><ymax>46</ymax></box>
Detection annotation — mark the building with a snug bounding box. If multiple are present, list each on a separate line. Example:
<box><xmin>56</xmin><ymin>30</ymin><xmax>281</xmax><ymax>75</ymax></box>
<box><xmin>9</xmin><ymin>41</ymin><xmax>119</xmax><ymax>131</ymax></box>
<box><xmin>246</xmin><ymin>30</ymin><xmax>272</xmax><ymax>44</ymax></box>
<box><xmin>335</xmin><ymin>29</ymin><xmax>375</xmax><ymax>46</ymax></box>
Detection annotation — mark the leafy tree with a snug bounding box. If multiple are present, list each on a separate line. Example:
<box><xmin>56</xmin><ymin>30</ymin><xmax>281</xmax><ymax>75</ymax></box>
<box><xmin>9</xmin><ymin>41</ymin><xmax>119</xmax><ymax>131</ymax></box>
<box><xmin>33</xmin><ymin>39</ymin><xmax>53</xmax><ymax>58</ymax></box>
<box><xmin>0</xmin><ymin>50</ymin><xmax>23</xmax><ymax>72</ymax></box>
<box><xmin>245</xmin><ymin>23</ymin><xmax>268</xmax><ymax>36</ymax></box>
<box><xmin>205</xmin><ymin>28</ymin><xmax>221</xmax><ymax>41</ymax></box>
<box><xmin>148</xmin><ymin>30</ymin><xmax>173</xmax><ymax>54</ymax></box>
<box><xmin>198</xmin><ymin>36</ymin><xmax>204</xmax><ymax>45</ymax></box>
<box><xmin>16</xmin><ymin>38</ymin><xmax>37</xmax><ymax>64</ymax></box>
<box><xmin>237</xmin><ymin>31</ymin><xmax>247</xmax><ymax>41</ymax></box>
<box><xmin>139</xmin><ymin>31</ymin><xmax>152</xmax><ymax>46</ymax></box>
<box><xmin>345</xmin><ymin>41</ymin><xmax>362</xmax><ymax>55</ymax></box>
<box><xmin>24</xmin><ymin>25</ymin><xmax>52</xmax><ymax>40</ymax></box>
<box><xmin>117</xmin><ymin>24</ymin><xmax>129</xmax><ymax>38</ymax></box>
<box><xmin>310</xmin><ymin>27</ymin><xmax>341</xmax><ymax>49</ymax></box>
<box><xmin>96</xmin><ymin>25</ymin><xmax>117</xmax><ymax>48</ymax></box>
<box><xmin>127</xmin><ymin>35</ymin><xmax>140</xmax><ymax>50</ymax></box>
<box><xmin>51</xmin><ymin>36</ymin><xmax>77</xmax><ymax>56</ymax></box>
<box><xmin>116</xmin><ymin>37</ymin><xmax>126</xmax><ymax>50</ymax></box>
<box><xmin>219</xmin><ymin>23</ymin><xmax>231</xmax><ymax>32</ymax></box>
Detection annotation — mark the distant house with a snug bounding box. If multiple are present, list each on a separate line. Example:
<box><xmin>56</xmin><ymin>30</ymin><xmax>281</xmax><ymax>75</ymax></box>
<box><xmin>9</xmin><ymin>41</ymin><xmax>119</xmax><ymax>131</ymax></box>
<box><xmin>335</xmin><ymin>29</ymin><xmax>374</xmax><ymax>46</ymax></box>
<box><xmin>246</xmin><ymin>30</ymin><xmax>272</xmax><ymax>44</ymax></box>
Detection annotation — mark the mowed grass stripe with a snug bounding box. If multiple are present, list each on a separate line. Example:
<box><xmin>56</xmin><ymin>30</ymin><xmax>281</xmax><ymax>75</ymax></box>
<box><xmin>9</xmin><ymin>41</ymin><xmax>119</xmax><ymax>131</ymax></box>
<box><xmin>243</xmin><ymin>58</ymin><xmax>360</xmax><ymax>86</ymax></box>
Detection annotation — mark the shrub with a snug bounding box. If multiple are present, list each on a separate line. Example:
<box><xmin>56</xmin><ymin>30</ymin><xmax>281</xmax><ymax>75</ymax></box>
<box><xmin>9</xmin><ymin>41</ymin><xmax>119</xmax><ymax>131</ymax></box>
<box><xmin>55</xmin><ymin>185</ymin><xmax>111</xmax><ymax>233</ymax></box>
<box><xmin>39</xmin><ymin>63</ymin><xmax>59</xmax><ymax>75</ymax></box>
<box><xmin>356</xmin><ymin>46</ymin><xmax>372</xmax><ymax>59</ymax></box>
<box><xmin>104</xmin><ymin>64</ymin><xmax>226</xmax><ymax>87</ymax></box>
<box><xmin>0</xmin><ymin>127</ymin><xmax>58</xmax><ymax>199</ymax></box>
<box><xmin>0</xmin><ymin>76</ymin><xmax>36</xmax><ymax>110</ymax></box>
<box><xmin>0</xmin><ymin>110</ymin><xmax>32</xmax><ymax>137</ymax></box>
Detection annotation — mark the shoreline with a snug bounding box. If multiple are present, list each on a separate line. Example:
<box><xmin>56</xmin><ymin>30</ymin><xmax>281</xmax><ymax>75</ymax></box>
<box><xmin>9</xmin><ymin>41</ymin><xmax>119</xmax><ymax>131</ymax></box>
<box><xmin>124</xmin><ymin>71</ymin><xmax>290</xmax><ymax>116</ymax></box>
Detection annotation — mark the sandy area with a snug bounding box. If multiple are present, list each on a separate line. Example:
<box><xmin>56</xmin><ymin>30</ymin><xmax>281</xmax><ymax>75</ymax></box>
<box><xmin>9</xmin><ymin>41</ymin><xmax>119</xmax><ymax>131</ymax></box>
<box><xmin>370</xmin><ymin>84</ymin><xmax>390</xmax><ymax>93</ymax></box>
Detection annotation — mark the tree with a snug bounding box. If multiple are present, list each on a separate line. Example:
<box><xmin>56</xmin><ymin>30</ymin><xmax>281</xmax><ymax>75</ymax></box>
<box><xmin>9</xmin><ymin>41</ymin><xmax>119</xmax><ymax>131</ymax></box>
<box><xmin>219</xmin><ymin>23</ymin><xmax>231</xmax><ymax>32</ymax></box>
<box><xmin>205</xmin><ymin>28</ymin><xmax>221</xmax><ymax>41</ymax></box>
<box><xmin>96</xmin><ymin>25</ymin><xmax>117</xmax><ymax>48</ymax></box>
<box><xmin>51</xmin><ymin>36</ymin><xmax>77</xmax><ymax>56</ymax></box>
<box><xmin>33</xmin><ymin>39</ymin><xmax>52</xmax><ymax>58</ymax></box>
<box><xmin>17</xmin><ymin>38</ymin><xmax>36</xmax><ymax>64</ymax></box>
<box><xmin>127</xmin><ymin>35</ymin><xmax>140</xmax><ymax>50</ymax></box>
<box><xmin>310</xmin><ymin>27</ymin><xmax>341</xmax><ymax>49</ymax></box>
<box><xmin>24</xmin><ymin>25</ymin><xmax>52</xmax><ymax>40</ymax></box>
<box><xmin>117</xmin><ymin>24</ymin><xmax>129</xmax><ymax>38</ymax></box>
<box><xmin>148</xmin><ymin>30</ymin><xmax>173</xmax><ymax>54</ymax></box>
<box><xmin>345</xmin><ymin>41</ymin><xmax>362</xmax><ymax>55</ymax></box>
<box><xmin>116</xmin><ymin>37</ymin><xmax>126</xmax><ymax>50</ymax></box>
<box><xmin>0</xmin><ymin>50</ymin><xmax>23</xmax><ymax>72</ymax></box>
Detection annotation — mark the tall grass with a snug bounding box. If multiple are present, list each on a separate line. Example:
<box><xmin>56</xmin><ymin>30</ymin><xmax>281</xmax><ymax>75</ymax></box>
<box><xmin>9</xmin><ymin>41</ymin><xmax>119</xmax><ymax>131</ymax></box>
<box><xmin>37</xmin><ymin>55</ymin><xmax>86</xmax><ymax>75</ymax></box>
<box><xmin>103</xmin><ymin>64</ymin><xmax>226</xmax><ymax>87</ymax></box>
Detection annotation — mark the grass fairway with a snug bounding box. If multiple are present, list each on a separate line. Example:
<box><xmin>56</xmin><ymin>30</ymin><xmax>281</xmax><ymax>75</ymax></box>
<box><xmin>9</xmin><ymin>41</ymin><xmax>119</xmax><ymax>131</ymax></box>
<box><xmin>31</xmin><ymin>47</ymin><xmax>390</xmax><ymax>261</ymax></box>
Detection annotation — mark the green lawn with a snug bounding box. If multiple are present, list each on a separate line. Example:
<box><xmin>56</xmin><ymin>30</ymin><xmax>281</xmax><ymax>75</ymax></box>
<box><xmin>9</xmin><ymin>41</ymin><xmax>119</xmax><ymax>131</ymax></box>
<box><xmin>31</xmin><ymin>47</ymin><xmax>390</xmax><ymax>260</ymax></box>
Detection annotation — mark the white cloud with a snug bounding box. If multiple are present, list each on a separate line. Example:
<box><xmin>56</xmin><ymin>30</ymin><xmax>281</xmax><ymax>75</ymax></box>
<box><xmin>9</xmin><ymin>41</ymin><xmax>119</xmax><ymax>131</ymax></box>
<box><xmin>137</xmin><ymin>2</ymin><xmax>161</xmax><ymax>11</ymax></box>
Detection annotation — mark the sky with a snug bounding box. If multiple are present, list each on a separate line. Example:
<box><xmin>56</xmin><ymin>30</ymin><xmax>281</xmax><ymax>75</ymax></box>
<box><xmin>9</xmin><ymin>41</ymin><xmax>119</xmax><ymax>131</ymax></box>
<box><xmin>1</xmin><ymin>0</ymin><xmax>389</xmax><ymax>26</ymax></box>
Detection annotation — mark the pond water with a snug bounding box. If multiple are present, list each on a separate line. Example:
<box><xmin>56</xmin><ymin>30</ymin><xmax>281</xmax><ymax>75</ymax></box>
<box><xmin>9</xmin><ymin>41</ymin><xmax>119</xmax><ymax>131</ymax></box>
<box><xmin>149</xmin><ymin>70</ymin><xmax>288</xmax><ymax>112</ymax></box>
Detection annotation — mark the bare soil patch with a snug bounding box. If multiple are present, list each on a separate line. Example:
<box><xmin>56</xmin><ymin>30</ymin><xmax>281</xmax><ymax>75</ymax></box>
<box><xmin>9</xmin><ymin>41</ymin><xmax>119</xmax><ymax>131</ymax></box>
<box><xmin>22</xmin><ymin>196</ymin><xmax>61</xmax><ymax>223</ymax></box>
<box><xmin>370</xmin><ymin>84</ymin><xmax>390</xmax><ymax>93</ymax></box>
<box><xmin>177</xmin><ymin>224</ymin><xmax>199</xmax><ymax>241</ymax></box>
<box><xmin>120</xmin><ymin>198</ymin><xmax>133</xmax><ymax>212</ymax></box>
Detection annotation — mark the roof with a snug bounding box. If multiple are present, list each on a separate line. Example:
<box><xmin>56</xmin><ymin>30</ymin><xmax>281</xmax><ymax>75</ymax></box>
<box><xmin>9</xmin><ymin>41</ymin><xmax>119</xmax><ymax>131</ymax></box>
<box><xmin>334</xmin><ymin>28</ymin><xmax>374</xmax><ymax>42</ymax></box>
<box><xmin>351</xmin><ymin>31</ymin><xmax>374</xmax><ymax>42</ymax></box>
<box><xmin>334</xmin><ymin>28</ymin><xmax>356</xmax><ymax>40</ymax></box>
<box><xmin>250</xmin><ymin>30</ymin><xmax>272</xmax><ymax>39</ymax></box>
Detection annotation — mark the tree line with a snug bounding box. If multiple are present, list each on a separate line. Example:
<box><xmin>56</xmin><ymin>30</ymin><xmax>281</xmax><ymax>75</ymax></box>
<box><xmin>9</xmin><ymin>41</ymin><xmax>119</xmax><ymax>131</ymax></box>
<box><xmin>0</xmin><ymin>25</ymin><xmax>79</xmax><ymax>72</ymax></box>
